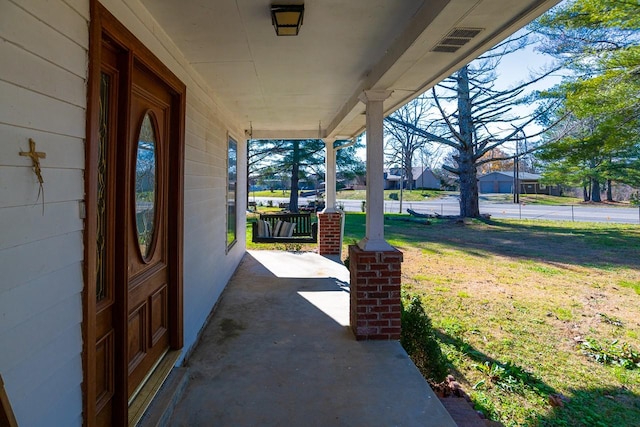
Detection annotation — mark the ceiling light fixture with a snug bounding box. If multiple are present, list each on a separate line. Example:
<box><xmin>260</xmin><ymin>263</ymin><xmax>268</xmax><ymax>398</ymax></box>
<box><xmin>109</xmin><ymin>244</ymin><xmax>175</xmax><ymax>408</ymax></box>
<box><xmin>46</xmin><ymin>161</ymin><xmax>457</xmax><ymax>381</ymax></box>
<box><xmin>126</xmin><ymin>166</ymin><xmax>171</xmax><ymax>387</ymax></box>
<box><xmin>271</xmin><ymin>4</ymin><xmax>304</xmax><ymax>36</ymax></box>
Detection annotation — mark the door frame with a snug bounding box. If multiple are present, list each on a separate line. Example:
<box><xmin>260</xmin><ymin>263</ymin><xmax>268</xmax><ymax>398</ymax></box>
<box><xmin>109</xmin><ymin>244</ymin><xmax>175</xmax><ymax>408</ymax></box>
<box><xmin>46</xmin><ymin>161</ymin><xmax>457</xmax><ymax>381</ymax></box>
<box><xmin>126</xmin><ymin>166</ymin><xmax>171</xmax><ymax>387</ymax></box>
<box><xmin>84</xmin><ymin>2</ymin><xmax>185</xmax><ymax>425</ymax></box>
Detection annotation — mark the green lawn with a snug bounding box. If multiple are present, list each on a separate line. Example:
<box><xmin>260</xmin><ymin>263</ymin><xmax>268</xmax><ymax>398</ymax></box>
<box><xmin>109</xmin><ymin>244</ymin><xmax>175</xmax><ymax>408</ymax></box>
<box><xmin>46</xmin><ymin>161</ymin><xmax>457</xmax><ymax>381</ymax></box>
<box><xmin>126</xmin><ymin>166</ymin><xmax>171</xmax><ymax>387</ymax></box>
<box><xmin>250</xmin><ymin>190</ymin><xmax>630</xmax><ymax>208</ymax></box>
<box><xmin>249</xmin><ymin>189</ymin><xmax>450</xmax><ymax>201</ymax></box>
<box><xmin>250</xmin><ymin>189</ymin><xmax>292</xmax><ymax>198</ymax></box>
<box><xmin>480</xmin><ymin>193</ymin><xmax>584</xmax><ymax>205</ymax></box>
<box><xmin>349</xmin><ymin>213</ymin><xmax>640</xmax><ymax>426</ymax></box>
<box><xmin>248</xmin><ymin>213</ymin><xmax>640</xmax><ymax>426</ymax></box>
<box><xmin>336</xmin><ymin>189</ymin><xmax>450</xmax><ymax>201</ymax></box>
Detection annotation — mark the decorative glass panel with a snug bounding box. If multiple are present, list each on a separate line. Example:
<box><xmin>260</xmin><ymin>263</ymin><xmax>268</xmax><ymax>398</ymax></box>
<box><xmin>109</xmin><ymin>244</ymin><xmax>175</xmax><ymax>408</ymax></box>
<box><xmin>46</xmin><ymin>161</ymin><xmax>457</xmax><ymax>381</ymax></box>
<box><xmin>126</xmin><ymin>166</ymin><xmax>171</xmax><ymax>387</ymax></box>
<box><xmin>227</xmin><ymin>136</ymin><xmax>237</xmax><ymax>250</ymax></box>
<box><xmin>96</xmin><ymin>72</ymin><xmax>109</xmax><ymax>302</ymax></box>
<box><xmin>135</xmin><ymin>114</ymin><xmax>157</xmax><ymax>258</ymax></box>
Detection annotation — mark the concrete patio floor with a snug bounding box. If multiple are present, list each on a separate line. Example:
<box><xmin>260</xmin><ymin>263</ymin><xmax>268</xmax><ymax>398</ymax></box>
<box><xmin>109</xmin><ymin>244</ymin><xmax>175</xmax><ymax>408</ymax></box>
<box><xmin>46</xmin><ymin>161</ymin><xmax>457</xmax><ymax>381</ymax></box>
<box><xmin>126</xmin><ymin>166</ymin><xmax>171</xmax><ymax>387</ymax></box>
<box><xmin>167</xmin><ymin>250</ymin><xmax>457</xmax><ymax>426</ymax></box>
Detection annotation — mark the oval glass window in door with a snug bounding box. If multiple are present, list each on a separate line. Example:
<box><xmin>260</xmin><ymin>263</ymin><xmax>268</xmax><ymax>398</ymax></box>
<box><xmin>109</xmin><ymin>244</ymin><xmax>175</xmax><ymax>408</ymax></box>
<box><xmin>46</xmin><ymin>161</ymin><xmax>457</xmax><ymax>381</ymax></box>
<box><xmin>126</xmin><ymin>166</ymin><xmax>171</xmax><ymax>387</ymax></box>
<box><xmin>135</xmin><ymin>113</ymin><xmax>157</xmax><ymax>258</ymax></box>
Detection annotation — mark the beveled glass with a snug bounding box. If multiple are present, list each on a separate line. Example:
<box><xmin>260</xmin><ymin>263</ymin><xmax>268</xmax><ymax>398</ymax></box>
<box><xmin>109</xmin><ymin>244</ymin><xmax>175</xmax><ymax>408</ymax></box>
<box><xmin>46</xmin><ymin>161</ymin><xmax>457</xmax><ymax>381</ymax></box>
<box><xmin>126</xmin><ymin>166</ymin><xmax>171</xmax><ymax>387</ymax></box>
<box><xmin>135</xmin><ymin>114</ymin><xmax>157</xmax><ymax>258</ymax></box>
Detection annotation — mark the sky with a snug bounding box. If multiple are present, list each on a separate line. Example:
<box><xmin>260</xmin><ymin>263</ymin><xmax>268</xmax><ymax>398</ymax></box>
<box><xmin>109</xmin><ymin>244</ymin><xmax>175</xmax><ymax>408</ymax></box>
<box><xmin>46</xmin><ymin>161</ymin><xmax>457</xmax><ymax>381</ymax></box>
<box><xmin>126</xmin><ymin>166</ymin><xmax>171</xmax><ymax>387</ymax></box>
<box><xmin>489</xmin><ymin>34</ymin><xmax>564</xmax><ymax>149</ymax></box>
<box><xmin>376</xmin><ymin>30</ymin><xmax>567</xmax><ymax>167</ymax></box>
<box><xmin>495</xmin><ymin>39</ymin><xmax>560</xmax><ymax>90</ymax></box>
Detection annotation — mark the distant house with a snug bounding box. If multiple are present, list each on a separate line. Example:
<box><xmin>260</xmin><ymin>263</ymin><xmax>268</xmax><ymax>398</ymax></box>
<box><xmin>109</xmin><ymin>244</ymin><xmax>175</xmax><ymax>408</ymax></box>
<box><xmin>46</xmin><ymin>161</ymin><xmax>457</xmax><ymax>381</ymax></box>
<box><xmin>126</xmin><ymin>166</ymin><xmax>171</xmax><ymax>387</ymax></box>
<box><xmin>336</xmin><ymin>171</ymin><xmax>366</xmax><ymax>190</ymax></box>
<box><xmin>383</xmin><ymin>168</ymin><xmax>402</xmax><ymax>190</ymax></box>
<box><xmin>384</xmin><ymin>167</ymin><xmax>440</xmax><ymax>190</ymax></box>
<box><xmin>412</xmin><ymin>167</ymin><xmax>440</xmax><ymax>189</ymax></box>
<box><xmin>478</xmin><ymin>171</ymin><xmax>561</xmax><ymax>195</ymax></box>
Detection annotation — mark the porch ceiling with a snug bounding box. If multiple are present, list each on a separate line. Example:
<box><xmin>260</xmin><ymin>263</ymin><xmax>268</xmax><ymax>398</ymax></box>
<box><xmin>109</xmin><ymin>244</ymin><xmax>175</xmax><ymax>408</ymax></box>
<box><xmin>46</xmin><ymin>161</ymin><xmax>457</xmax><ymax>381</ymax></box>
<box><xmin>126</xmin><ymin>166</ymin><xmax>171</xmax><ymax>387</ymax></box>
<box><xmin>141</xmin><ymin>0</ymin><xmax>559</xmax><ymax>139</ymax></box>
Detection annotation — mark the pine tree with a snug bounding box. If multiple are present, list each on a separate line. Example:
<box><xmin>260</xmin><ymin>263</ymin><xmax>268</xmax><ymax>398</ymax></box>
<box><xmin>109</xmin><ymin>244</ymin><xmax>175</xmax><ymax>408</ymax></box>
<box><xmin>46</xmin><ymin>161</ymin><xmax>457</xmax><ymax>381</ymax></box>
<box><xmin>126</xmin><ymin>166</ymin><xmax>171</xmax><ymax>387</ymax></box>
<box><xmin>533</xmin><ymin>0</ymin><xmax>640</xmax><ymax>201</ymax></box>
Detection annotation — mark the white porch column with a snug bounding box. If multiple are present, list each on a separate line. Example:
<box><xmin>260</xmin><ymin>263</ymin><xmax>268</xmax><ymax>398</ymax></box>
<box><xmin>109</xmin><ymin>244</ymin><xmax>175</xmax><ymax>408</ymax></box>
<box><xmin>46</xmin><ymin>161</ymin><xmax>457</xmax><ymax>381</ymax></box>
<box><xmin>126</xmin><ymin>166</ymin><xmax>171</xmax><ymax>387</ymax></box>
<box><xmin>322</xmin><ymin>138</ymin><xmax>337</xmax><ymax>213</ymax></box>
<box><xmin>358</xmin><ymin>90</ymin><xmax>393</xmax><ymax>251</ymax></box>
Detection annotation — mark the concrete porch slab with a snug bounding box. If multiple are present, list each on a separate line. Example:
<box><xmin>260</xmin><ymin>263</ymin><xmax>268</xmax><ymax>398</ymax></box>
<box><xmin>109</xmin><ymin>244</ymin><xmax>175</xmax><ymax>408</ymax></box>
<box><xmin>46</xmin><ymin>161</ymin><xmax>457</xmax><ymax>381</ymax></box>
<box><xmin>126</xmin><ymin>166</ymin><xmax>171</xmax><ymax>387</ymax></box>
<box><xmin>168</xmin><ymin>251</ymin><xmax>456</xmax><ymax>426</ymax></box>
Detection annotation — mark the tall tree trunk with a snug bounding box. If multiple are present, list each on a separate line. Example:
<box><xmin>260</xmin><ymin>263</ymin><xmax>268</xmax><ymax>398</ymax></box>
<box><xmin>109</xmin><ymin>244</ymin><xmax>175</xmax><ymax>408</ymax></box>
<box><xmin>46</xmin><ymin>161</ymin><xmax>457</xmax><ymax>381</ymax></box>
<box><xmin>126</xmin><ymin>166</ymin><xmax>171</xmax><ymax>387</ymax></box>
<box><xmin>606</xmin><ymin>179</ymin><xmax>613</xmax><ymax>202</ymax></box>
<box><xmin>399</xmin><ymin>168</ymin><xmax>404</xmax><ymax>214</ymax></box>
<box><xmin>404</xmin><ymin>152</ymin><xmax>413</xmax><ymax>191</ymax></box>
<box><xmin>289</xmin><ymin>140</ymin><xmax>300</xmax><ymax>212</ymax></box>
<box><xmin>583</xmin><ymin>185</ymin><xmax>589</xmax><ymax>202</ymax></box>
<box><xmin>591</xmin><ymin>178</ymin><xmax>601</xmax><ymax>202</ymax></box>
<box><xmin>456</xmin><ymin>66</ymin><xmax>480</xmax><ymax>217</ymax></box>
<box><xmin>459</xmin><ymin>152</ymin><xmax>479</xmax><ymax>217</ymax></box>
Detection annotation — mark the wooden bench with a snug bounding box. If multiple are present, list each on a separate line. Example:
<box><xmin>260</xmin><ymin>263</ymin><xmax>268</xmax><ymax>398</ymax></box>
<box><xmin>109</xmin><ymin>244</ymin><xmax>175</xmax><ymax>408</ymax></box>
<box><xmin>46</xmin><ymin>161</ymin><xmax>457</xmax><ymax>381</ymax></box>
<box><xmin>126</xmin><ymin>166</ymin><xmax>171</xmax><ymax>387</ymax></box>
<box><xmin>252</xmin><ymin>212</ymin><xmax>318</xmax><ymax>243</ymax></box>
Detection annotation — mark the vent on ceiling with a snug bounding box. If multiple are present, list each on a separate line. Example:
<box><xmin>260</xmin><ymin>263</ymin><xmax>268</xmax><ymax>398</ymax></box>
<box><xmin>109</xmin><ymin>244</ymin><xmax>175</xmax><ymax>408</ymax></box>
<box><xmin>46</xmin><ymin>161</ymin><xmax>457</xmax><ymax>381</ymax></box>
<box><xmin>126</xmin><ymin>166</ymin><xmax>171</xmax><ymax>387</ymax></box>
<box><xmin>432</xmin><ymin>27</ymin><xmax>483</xmax><ymax>53</ymax></box>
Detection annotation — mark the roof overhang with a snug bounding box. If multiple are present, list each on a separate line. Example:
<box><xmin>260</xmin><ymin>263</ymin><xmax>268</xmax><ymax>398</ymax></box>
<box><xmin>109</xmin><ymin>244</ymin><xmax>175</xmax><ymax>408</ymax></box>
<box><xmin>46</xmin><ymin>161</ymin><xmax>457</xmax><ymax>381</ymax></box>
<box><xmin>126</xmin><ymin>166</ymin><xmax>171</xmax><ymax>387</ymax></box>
<box><xmin>141</xmin><ymin>0</ymin><xmax>560</xmax><ymax>140</ymax></box>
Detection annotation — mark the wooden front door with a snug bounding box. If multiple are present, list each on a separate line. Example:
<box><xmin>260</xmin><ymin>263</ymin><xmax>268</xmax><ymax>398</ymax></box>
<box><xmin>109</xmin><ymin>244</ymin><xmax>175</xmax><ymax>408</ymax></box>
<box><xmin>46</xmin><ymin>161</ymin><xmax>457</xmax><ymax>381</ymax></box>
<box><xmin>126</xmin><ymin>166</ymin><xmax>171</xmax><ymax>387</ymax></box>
<box><xmin>87</xmin><ymin>4</ymin><xmax>184</xmax><ymax>426</ymax></box>
<box><xmin>125</xmin><ymin>60</ymin><xmax>172</xmax><ymax>398</ymax></box>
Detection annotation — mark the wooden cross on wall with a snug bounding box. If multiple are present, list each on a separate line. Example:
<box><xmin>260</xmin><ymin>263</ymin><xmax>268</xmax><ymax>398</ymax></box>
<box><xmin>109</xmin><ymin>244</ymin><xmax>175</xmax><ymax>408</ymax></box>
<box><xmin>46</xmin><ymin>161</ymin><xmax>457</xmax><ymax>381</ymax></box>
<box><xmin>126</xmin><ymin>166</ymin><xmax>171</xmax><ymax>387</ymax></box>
<box><xmin>19</xmin><ymin>138</ymin><xmax>46</xmax><ymax>213</ymax></box>
<box><xmin>19</xmin><ymin>138</ymin><xmax>46</xmax><ymax>184</ymax></box>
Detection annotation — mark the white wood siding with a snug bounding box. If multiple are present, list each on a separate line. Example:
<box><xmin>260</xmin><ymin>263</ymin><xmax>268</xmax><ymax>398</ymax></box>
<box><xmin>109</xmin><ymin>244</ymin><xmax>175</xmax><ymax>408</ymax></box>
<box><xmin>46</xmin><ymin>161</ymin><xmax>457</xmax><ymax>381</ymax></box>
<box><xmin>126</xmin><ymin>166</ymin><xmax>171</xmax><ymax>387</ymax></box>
<box><xmin>0</xmin><ymin>0</ymin><xmax>88</xmax><ymax>424</ymax></box>
<box><xmin>1</xmin><ymin>0</ymin><xmax>246</xmax><ymax>424</ymax></box>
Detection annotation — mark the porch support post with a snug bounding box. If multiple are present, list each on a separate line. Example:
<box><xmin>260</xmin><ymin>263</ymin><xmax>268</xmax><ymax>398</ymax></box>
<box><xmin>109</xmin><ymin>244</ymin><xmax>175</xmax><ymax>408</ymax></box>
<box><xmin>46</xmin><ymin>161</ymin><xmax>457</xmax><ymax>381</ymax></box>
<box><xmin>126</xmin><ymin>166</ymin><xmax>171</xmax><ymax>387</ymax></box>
<box><xmin>318</xmin><ymin>138</ymin><xmax>343</xmax><ymax>255</ymax></box>
<box><xmin>358</xmin><ymin>90</ymin><xmax>393</xmax><ymax>251</ymax></box>
<box><xmin>349</xmin><ymin>90</ymin><xmax>402</xmax><ymax>341</ymax></box>
<box><xmin>322</xmin><ymin>138</ymin><xmax>337</xmax><ymax>213</ymax></box>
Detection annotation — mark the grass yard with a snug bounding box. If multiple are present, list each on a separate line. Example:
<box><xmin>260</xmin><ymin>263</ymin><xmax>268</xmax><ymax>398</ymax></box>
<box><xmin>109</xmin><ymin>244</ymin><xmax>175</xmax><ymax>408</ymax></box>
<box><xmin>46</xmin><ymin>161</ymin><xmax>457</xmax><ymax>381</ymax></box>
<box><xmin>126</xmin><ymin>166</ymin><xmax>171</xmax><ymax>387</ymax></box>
<box><xmin>336</xmin><ymin>189</ymin><xmax>450</xmax><ymax>201</ymax></box>
<box><xmin>249</xmin><ymin>189</ymin><xmax>450</xmax><ymax>201</ymax></box>
<box><xmin>246</xmin><ymin>212</ymin><xmax>640</xmax><ymax>425</ymax></box>
<box><xmin>249</xmin><ymin>191</ymin><xmax>629</xmax><ymax>208</ymax></box>
<box><xmin>480</xmin><ymin>193</ymin><xmax>584</xmax><ymax>205</ymax></box>
<box><xmin>350</xmin><ymin>213</ymin><xmax>640</xmax><ymax>426</ymax></box>
<box><xmin>480</xmin><ymin>193</ymin><xmax>636</xmax><ymax>207</ymax></box>
<box><xmin>250</xmin><ymin>189</ymin><xmax>293</xmax><ymax>198</ymax></box>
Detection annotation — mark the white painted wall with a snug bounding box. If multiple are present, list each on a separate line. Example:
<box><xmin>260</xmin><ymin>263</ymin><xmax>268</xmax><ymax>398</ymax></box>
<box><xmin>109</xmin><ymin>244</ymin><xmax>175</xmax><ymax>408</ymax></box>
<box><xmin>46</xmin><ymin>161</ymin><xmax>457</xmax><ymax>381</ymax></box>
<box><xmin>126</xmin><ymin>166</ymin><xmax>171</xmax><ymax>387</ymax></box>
<box><xmin>0</xmin><ymin>0</ymin><xmax>88</xmax><ymax>425</ymax></box>
<box><xmin>0</xmin><ymin>0</ymin><xmax>246</xmax><ymax>424</ymax></box>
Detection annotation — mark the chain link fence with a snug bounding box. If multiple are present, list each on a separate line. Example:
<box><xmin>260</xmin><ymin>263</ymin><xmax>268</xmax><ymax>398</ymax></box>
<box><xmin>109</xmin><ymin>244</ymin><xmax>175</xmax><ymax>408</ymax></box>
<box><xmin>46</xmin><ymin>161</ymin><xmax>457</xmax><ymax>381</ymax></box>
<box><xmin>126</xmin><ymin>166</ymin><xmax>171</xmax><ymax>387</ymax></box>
<box><xmin>383</xmin><ymin>201</ymin><xmax>640</xmax><ymax>224</ymax></box>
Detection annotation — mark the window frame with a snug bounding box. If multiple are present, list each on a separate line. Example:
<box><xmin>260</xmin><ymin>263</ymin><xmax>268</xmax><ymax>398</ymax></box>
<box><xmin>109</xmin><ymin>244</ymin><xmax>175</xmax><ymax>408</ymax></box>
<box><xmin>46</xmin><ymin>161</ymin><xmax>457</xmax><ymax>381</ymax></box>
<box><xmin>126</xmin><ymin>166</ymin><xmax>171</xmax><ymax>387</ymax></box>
<box><xmin>226</xmin><ymin>134</ymin><xmax>238</xmax><ymax>252</ymax></box>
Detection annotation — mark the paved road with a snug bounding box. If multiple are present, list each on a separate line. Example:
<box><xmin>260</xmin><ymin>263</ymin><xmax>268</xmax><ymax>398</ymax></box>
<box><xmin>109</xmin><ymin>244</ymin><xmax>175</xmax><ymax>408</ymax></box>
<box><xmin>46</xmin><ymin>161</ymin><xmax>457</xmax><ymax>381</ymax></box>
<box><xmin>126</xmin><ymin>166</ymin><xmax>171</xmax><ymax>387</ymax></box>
<box><xmin>250</xmin><ymin>196</ymin><xmax>640</xmax><ymax>224</ymax></box>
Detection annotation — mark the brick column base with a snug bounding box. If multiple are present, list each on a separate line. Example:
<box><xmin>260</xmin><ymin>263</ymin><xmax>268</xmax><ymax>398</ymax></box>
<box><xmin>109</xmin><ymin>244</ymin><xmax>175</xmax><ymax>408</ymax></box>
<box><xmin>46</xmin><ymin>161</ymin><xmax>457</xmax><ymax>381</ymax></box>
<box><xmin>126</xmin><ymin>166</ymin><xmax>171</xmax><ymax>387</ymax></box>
<box><xmin>318</xmin><ymin>212</ymin><xmax>343</xmax><ymax>255</ymax></box>
<box><xmin>349</xmin><ymin>245</ymin><xmax>403</xmax><ymax>340</ymax></box>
